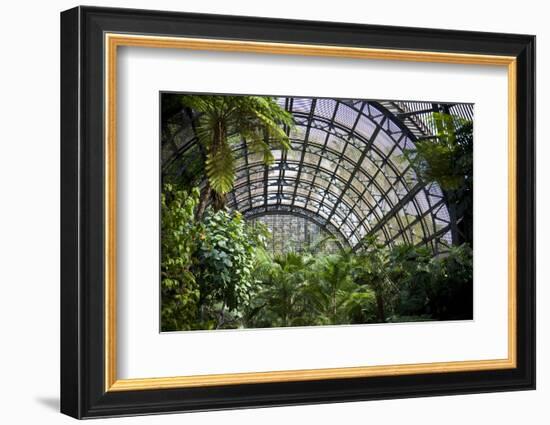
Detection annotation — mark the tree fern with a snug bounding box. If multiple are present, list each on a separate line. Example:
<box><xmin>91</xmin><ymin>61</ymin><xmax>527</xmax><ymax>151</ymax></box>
<box><xmin>178</xmin><ymin>95</ymin><xmax>294</xmax><ymax>212</ymax></box>
<box><xmin>205</xmin><ymin>142</ymin><xmax>235</xmax><ymax>194</ymax></box>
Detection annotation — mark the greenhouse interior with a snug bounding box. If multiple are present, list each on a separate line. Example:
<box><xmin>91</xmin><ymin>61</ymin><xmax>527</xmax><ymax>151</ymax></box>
<box><xmin>160</xmin><ymin>94</ymin><xmax>474</xmax><ymax>332</ymax></box>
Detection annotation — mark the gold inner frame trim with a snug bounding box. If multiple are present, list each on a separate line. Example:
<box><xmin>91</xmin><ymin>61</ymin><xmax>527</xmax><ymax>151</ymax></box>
<box><xmin>104</xmin><ymin>33</ymin><xmax>518</xmax><ymax>392</ymax></box>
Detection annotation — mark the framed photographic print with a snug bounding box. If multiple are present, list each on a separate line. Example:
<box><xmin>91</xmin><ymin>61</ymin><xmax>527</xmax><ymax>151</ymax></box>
<box><xmin>60</xmin><ymin>6</ymin><xmax>536</xmax><ymax>419</ymax></box>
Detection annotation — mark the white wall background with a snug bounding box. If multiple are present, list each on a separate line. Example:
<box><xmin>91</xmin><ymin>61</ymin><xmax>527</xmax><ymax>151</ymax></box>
<box><xmin>0</xmin><ymin>0</ymin><xmax>545</xmax><ymax>423</ymax></box>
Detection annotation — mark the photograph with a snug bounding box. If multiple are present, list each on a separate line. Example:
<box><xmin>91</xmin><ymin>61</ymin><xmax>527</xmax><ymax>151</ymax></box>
<box><xmin>160</xmin><ymin>93</ymin><xmax>474</xmax><ymax>332</ymax></box>
<box><xmin>57</xmin><ymin>5</ymin><xmax>536</xmax><ymax>419</ymax></box>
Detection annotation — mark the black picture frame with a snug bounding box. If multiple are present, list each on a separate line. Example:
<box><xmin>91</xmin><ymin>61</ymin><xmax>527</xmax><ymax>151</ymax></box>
<box><xmin>60</xmin><ymin>5</ymin><xmax>536</xmax><ymax>419</ymax></box>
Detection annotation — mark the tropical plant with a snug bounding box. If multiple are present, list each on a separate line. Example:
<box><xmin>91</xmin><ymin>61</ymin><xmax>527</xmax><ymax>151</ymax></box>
<box><xmin>383</xmin><ymin>242</ymin><xmax>473</xmax><ymax>321</ymax></box>
<box><xmin>353</xmin><ymin>237</ymin><xmax>396</xmax><ymax>322</ymax></box>
<box><xmin>246</xmin><ymin>251</ymin><xmax>317</xmax><ymax>328</ymax></box>
<box><xmin>404</xmin><ymin>112</ymin><xmax>473</xmax><ymax>245</ymax></box>
<box><xmin>176</xmin><ymin>95</ymin><xmax>294</xmax><ymax>217</ymax></box>
<box><xmin>160</xmin><ymin>183</ymin><xmax>473</xmax><ymax>330</ymax></box>
<box><xmin>406</xmin><ymin>113</ymin><xmax>470</xmax><ymax>190</ymax></box>
<box><xmin>342</xmin><ymin>290</ymin><xmax>378</xmax><ymax>324</ymax></box>
<box><xmin>306</xmin><ymin>252</ymin><xmax>358</xmax><ymax>325</ymax></box>
<box><xmin>247</xmin><ymin>250</ymin><xmax>380</xmax><ymax>327</ymax></box>
<box><xmin>193</xmin><ymin>209</ymin><xmax>269</xmax><ymax>329</ymax></box>
<box><xmin>160</xmin><ymin>184</ymin><xmax>200</xmax><ymax>331</ymax></box>
<box><xmin>385</xmin><ymin>244</ymin><xmax>433</xmax><ymax>321</ymax></box>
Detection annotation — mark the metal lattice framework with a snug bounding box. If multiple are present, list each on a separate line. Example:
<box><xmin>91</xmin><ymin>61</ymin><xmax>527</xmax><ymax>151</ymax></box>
<box><xmin>162</xmin><ymin>96</ymin><xmax>474</xmax><ymax>253</ymax></box>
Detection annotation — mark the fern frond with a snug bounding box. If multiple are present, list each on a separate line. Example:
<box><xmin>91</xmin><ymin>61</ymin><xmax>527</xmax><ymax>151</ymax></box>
<box><xmin>245</xmin><ymin>135</ymin><xmax>275</xmax><ymax>165</ymax></box>
<box><xmin>205</xmin><ymin>143</ymin><xmax>235</xmax><ymax>194</ymax></box>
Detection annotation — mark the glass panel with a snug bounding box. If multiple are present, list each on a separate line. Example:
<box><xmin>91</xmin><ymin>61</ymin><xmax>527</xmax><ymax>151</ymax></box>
<box><xmin>334</xmin><ymin>103</ymin><xmax>358</xmax><ymax>128</ymax></box>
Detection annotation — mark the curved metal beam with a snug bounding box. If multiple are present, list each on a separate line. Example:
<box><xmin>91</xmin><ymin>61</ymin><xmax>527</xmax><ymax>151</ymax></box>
<box><xmin>161</xmin><ymin>96</ymin><xmax>461</xmax><ymax>253</ymax></box>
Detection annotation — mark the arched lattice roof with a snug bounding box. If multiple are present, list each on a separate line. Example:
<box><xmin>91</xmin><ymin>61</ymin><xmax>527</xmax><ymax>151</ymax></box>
<box><xmin>162</xmin><ymin>96</ymin><xmax>473</xmax><ymax>253</ymax></box>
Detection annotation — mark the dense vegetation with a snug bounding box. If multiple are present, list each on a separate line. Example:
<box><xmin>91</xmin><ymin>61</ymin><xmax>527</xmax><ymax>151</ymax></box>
<box><xmin>160</xmin><ymin>95</ymin><xmax>474</xmax><ymax>332</ymax></box>
<box><xmin>161</xmin><ymin>183</ymin><xmax>473</xmax><ymax>331</ymax></box>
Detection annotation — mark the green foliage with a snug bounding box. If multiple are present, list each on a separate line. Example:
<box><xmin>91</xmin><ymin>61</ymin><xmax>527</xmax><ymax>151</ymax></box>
<box><xmin>194</xmin><ymin>209</ymin><xmax>268</xmax><ymax>329</ymax></box>
<box><xmin>246</xmin><ymin>251</ymin><xmax>316</xmax><ymax>328</ymax></box>
<box><xmin>404</xmin><ymin>112</ymin><xmax>473</xmax><ymax>245</ymax></box>
<box><xmin>177</xmin><ymin>95</ymin><xmax>294</xmax><ymax>201</ymax></box>
<box><xmin>160</xmin><ymin>184</ymin><xmax>268</xmax><ymax>330</ymax></box>
<box><xmin>387</xmin><ymin>244</ymin><xmax>432</xmax><ymax>319</ymax></box>
<box><xmin>405</xmin><ymin>113</ymin><xmax>472</xmax><ymax>191</ymax></box>
<box><xmin>350</xmin><ymin>237</ymin><xmax>473</xmax><ymax>323</ymax></box>
<box><xmin>160</xmin><ymin>187</ymin><xmax>473</xmax><ymax>331</ymax></box>
<box><xmin>160</xmin><ymin>184</ymin><xmax>201</xmax><ymax>331</ymax></box>
<box><xmin>384</xmin><ymin>243</ymin><xmax>473</xmax><ymax>321</ymax></box>
<box><xmin>204</xmin><ymin>141</ymin><xmax>235</xmax><ymax>194</ymax></box>
<box><xmin>353</xmin><ymin>236</ymin><xmax>395</xmax><ymax>322</ymax></box>
<box><xmin>309</xmin><ymin>252</ymin><xmax>359</xmax><ymax>325</ymax></box>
